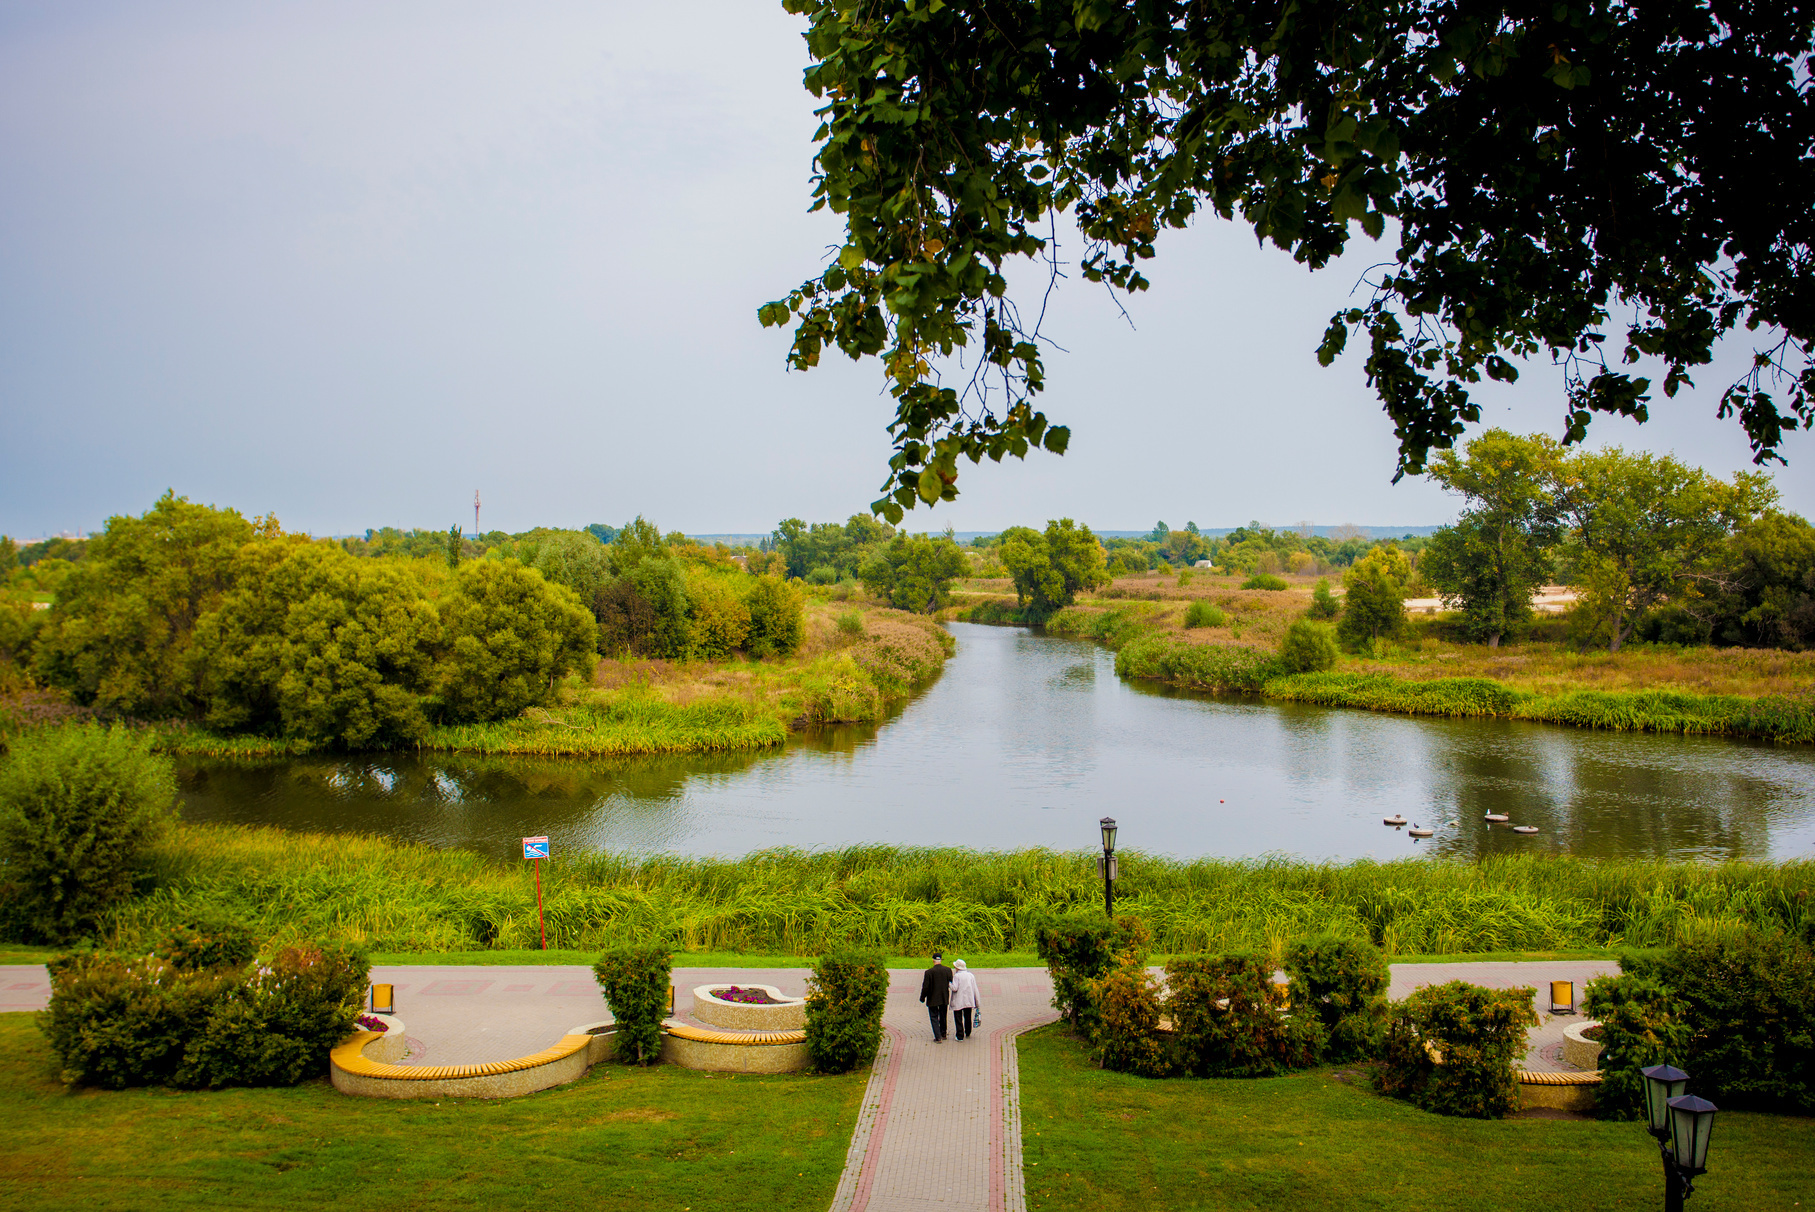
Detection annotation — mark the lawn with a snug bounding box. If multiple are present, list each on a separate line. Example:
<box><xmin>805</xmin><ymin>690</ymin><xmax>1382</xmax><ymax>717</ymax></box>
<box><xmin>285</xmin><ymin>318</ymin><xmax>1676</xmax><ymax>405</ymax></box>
<box><xmin>1016</xmin><ymin>1024</ymin><xmax>1815</xmax><ymax>1211</ymax></box>
<box><xmin>0</xmin><ymin>1015</ymin><xmax>866</xmax><ymax>1211</ymax></box>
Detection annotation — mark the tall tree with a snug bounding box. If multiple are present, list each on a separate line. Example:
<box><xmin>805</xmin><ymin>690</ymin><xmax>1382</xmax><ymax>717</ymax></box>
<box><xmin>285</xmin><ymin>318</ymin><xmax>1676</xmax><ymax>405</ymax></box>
<box><xmin>763</xmin><ymin>0</ymin><xmax>1814</xmax><ymax>519</ymax></box>
<box><xmin>33</xmin><ymin>493</ymin><xmax>270</xmax><ymax>717</ymax></box>
<box><xmin>1553</xmin><ymin>449</ymin><xmax>1775</xmax><ymax>651</ymax></box>
<box><xmin>1421</xmin><ymin>430</ymin><xmax>1562</xmax><ymax>647</ymax></box>
<box><xmin>1000</xmin><ymin>519</ymin><xmax>1110</xmax><ymax>617</ymax></box>
<box><xmin>1711</xmin><ymin>512</ymin><xmax>1815</xmax><ymax>650</ymax></box>
<box><xmin>441</xmin><ymin>560</ymin><xmax>598</xmax><ymax>721</ymax></box>
<box><xmin>859</xmin><ymin>531</ymin><xmax>968</xmax><ymax>613</ymax></box>
<box><xmin>1337</xmin><ymin>544</ymin><xmax>1412</xmax><ymax>651</ymax></box>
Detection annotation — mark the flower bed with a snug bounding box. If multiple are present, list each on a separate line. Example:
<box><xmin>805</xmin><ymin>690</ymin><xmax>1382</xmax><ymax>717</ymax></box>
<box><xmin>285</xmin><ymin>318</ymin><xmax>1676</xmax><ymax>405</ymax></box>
<box><xmin>690</xmin><ymin>984</ymin><xmax>806</xmax><ymax>1031</ymax></box>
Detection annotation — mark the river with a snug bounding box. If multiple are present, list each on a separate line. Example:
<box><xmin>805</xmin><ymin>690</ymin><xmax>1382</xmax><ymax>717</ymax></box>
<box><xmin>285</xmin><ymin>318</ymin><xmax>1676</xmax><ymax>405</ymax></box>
<box><xmin>174</xmin><ymin>622</ymin><xmax>1815</xmax><ymax>862</ymax></box>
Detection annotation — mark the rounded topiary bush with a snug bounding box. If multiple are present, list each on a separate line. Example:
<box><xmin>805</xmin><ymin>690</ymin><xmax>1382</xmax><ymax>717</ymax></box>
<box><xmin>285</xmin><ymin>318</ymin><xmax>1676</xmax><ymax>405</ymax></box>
<box><xmin>1279</xmin><ymin>619</ymin><xmax>1340</xmax><ymax>673</ymax></box>
<box><xmin>805</xmin><ymin>950</ymin><xmax>888</xmax><ymax>1073</ymax></box>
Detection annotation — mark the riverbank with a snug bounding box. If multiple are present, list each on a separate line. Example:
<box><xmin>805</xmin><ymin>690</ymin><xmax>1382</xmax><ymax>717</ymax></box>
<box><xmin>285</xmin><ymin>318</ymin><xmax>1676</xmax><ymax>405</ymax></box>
<box><xmin>81</xmin><ymin>824</ymin><xmax>1815</xmax><ymax>957</ymax></box>
<box><xmin>955</xmin><ymin>577</ymin><xmax>1815</xmax><ymax>743</ymax></box>
<box><xmin>10</xmin><ymin>599</ymin><xmax>954</xmax><ymax>760</ymax></box>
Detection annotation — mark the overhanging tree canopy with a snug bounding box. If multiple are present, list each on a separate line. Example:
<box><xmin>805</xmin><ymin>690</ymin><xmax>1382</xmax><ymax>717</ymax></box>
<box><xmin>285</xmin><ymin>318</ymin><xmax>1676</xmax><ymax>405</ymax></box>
<box><xmin>761</xmin><ymin>0</ymin><xmax>1815</xmax><ymax>520</ymax></box>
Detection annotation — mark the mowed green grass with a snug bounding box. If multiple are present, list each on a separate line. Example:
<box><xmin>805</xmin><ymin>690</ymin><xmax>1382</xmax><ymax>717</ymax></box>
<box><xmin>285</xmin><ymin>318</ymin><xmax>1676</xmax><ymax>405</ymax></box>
<box><xmin>0</xmin><ymin>1016</ymin><xmax>865</xmax><ymax>1211</ymax></box>
<box><xmin>1016</xmin><ymin>1024</ymin><xmax>1815</xmax><ymax>1211</ymax></box>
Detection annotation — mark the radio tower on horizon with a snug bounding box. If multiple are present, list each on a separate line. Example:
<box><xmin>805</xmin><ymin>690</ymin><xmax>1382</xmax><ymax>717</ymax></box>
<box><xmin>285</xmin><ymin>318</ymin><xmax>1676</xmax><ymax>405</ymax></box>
<box><xmin>473</xmin><ymin>490</ymin><xmax>480</xmax><ymax>539</ymax></box>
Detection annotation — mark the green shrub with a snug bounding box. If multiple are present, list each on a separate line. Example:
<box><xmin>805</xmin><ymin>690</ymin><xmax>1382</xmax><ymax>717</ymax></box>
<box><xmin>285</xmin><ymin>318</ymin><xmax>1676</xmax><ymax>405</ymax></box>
<box><xmin>1377</xmin><ymin>981</ymin><xmax>1537</xmax><ymax>1118</ymax></box>
<box><xmin>687</xmin><ymin>578</ymin><xmax>750</xmax><ymax>660</ymax></box>
<box><xmin>1183</xmin><ymin>601</ymin><xmax>1226</xmax><ymax>629</ymax></box>
<box><xmin>0</xmin><ymin>724</ymin><xmax>175</xmax><ymax>943</ymax></box>
<box><xmin>1628</xmin><ymin>930</ymin><xmax>1815</xmax><ymax>1112</ymax></box>
<box><xmin>1033</xmin><ymin>911</ymin><xmax>1149</xmax><ymax>1032</ymax></box>
<box><xmin>1090</xmin><ymin>961</ymin><xmax>1171</xmax><ymax>1076</ymax></box>
<box><xmin>1284</xmin><ymin>936</ymin><xmax>1389</xmax><ymax>1062</ymax></box>
<box><xmin>1115</xmin><ymin>636</ymin><xmax>1281</xmax><ymax>692</ymax></box>
<box><xmin>42</xmin><ymin>954</ymin><xmax>240</xmax><ymax>1088</ymax></box>
<box><xmin>804</xmin><ymin>949</ymin><xmax>889</xmax><ymax>1073</ymax></box>
<box><xmin>1164</xmin><ymin>953</ymin><xmax>1324</xmax><ymax>1077</ymax></box>
<box><xmin>593</xmin><ymin>945</ymin><xmax>673</xmax><ymax>1065</ymax></box>
<box><xmin>744</xmin><ymin>574</ymin><xmax>804</xmax><ymax>658</ymax></box>
<box><xmin>176</xmin><ymin>942</ymin><xmax>368</xmax><ymax>1088</ymax></box>
<box><xmin>1241</xmin><ymin>574</ymin><xmax>1289</xmax><ymax>591</ymax></box>
<box><xmin>1279</xmin><ymin>619</ymin><xmax>1339</xmax><ymax>674</ymax></box>
<box><xmin>1583</xmin><ymin>970</ymin><xmax>1691</xmax><ymax>1120</ymax></box>
<box><xmin>1307</xmin><ymin>578</ymin><xmax>1340</xmax><ymax>620</ymax></box>
<box><xmin>836</xmin><ymin>610</ymin><xmax>865</xmax><ymax>639</ymax></box>
<box><xmin>40</xmin><ymin>939</ymin><xmax>366</xmax><ymax>1089</ymax></box>
<box><xmin>806</xmin><ymin>566</ymin><xmax>838</xmax><ymax>585</ymax></box>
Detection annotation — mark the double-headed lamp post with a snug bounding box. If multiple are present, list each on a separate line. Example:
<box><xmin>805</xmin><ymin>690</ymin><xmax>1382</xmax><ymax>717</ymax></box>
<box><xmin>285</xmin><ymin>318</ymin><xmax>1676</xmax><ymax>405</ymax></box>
<box><xmin>1640</xmin><ymin>1064</ymin><xmax>1719</xmax><ymax>1210</ymax></box>
<box><xmin>1098</xmin><ymin>817</ymin><xmax>1118</xmax><ymax>918</ymax></box>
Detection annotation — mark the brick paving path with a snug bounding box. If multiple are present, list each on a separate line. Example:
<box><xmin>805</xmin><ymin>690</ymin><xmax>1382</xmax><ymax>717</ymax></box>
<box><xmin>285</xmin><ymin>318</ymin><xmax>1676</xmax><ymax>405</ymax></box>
<box><xmin>828</xmin><ymin>968</ymin><xmax>1058</xmax><ymax>1212</ymax></box>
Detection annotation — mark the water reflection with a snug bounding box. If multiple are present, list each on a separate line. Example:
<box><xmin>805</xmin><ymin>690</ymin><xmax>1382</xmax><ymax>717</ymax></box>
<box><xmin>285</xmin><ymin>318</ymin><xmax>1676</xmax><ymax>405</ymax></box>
<box><xmin>175</xmin><ymin>623</ymin><xmax>1815</xmax><ymax>861</ymax></box>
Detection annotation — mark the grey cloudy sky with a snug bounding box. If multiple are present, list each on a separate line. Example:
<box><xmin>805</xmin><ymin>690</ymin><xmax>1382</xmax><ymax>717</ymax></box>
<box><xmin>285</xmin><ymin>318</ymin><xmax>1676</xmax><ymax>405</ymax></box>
<box><xmin>2</xmin><ymin>0</ymin><xmax>1808</xmax><ymax>540</ymax></box>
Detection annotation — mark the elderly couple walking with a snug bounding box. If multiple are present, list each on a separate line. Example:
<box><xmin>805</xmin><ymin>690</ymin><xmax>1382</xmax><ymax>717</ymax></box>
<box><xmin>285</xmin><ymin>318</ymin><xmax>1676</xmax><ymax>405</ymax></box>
<box><xmin>917</xmin><ymin>952</ymin><xmax>981</xmax><ymax>1042</ymax></box>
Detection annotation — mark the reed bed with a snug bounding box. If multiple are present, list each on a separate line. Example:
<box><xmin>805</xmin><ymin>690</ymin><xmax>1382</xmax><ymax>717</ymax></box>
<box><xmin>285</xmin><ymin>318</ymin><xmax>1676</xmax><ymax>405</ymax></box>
<box><xmin>1266</xmin><ymin>672</ymin><xmax>1815</xmax><ymax>743</ymax></box>
<box><xmin>110</xmin><ymin>824</ymin><xmax>1815</xmax><ymax>958</ymax></box>
<box><xmin>421</xmin><ymin>693</ymin><xmax>786</xmax><ymax>755</ymax></box>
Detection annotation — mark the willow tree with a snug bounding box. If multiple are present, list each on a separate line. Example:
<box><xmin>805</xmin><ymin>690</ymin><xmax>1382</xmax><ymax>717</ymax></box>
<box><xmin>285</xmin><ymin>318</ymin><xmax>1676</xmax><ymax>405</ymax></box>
<box><xmin>762</xmin><ymin>0</ymin><xmax>1815</xmax><ymax>521</ymax></box>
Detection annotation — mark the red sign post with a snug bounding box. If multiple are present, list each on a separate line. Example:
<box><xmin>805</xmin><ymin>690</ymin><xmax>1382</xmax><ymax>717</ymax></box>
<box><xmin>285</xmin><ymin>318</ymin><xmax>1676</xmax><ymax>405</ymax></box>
<box><xmin>522</xmin><ymin>836</ymin><xmax>550</xmax><ymax>950</ymax></box>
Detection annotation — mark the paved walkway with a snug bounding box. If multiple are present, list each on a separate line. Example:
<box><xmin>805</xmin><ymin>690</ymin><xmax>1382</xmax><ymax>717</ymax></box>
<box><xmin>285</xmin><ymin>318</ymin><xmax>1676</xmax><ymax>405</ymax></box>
<box><xmin>829</xmin><ymin>968</ymin><xmax>1057</xmax><ymax>1212</ymax></box>
<box><xmin>1</xmin><ymin>956</ymin><xmax>1624</xmax><ymax>1209</ymax></box>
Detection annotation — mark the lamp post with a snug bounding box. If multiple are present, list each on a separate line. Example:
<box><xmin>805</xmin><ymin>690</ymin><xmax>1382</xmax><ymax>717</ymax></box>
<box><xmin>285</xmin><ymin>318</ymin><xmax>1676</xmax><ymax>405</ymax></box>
<box><xmin>1640</xmin><ymin>1064</ymin><xmax>1718</xmax><ymax>1211</ymax></box>
<box><xmin>1098</xmin><ymin>817</ymin><xmax>1118</xmax><ymax>918</ymax></box>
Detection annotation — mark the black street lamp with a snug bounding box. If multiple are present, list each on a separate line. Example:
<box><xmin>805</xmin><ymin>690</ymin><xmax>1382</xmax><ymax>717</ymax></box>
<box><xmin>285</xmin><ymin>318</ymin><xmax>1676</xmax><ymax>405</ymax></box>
<box><xmin>1098</xmin><ymin>817</ymin><xmax>1118</xmax><ymax>918</ymax></box>
<box><xmin>1641</xmin><ymin>1064</ymin><xmax>1719</xmax><ymax>1210</ymax></box>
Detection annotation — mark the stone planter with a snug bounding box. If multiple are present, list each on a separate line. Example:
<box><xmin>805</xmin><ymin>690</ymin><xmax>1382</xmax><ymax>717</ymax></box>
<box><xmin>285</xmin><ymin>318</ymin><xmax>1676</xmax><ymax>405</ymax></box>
<box><xmin>1562</xmin><ymin>1020</ymin><xmax>1604</xmax><ymax>1071</ymax></box>
<box><xmin>691</xmin><ymin>984</ymin><xmax>806</xmax><ymax>1031</ymax></box>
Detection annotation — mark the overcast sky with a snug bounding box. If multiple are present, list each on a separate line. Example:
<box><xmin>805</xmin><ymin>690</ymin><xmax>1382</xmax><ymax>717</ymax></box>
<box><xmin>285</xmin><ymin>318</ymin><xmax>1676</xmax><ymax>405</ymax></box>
<box><xmin>2</xmin><ymin>0</ymin><xmax>1808</xmax><ymax>540</ymax></box>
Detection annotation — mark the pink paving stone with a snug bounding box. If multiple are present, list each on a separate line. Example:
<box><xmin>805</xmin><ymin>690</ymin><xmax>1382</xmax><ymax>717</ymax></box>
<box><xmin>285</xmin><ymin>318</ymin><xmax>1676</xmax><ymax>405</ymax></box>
<box><xmin>420</xmin><ymin>980</ymin><xmax>492</xmax><ymax>996</ymax></box>
<box><xmin>547</xmin><ymin>981</ymin><xmax>599</xmax><ymax>996</ymax></box>
<box><xmin>502</xmin><ymin>983</ymin><xmax>533</xmax><ymax>993</ymax></box>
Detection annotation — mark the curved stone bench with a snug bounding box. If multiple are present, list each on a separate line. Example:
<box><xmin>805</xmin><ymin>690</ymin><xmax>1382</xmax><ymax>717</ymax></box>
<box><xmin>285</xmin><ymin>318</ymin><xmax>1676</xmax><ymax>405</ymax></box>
<box><xmin>1516</xmin><ymin>1067</ymin><xmax>1602</xmax><ymax>1113</ymax></box>
<box><xmin>331</xmin><ymin>1019</ymin><xmax>616</xmax><ymax>1100</ymax></box>
<box><xmin>660</xmin><ymin>1017</ymin><xmax>809</xmax><ymax>1074</ymax></box>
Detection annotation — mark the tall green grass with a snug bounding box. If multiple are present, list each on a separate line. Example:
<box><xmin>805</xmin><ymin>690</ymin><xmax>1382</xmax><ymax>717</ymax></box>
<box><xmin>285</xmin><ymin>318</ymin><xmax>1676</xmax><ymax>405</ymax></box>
<box><xmin>107</xmin><ymin>824</ymin><xmax>1815</xmax><ymax>958</ymax></box>
<box><xmin>1266</xmin><ymin>673</ymin><xmax>1815</xmax><ymax>742</ymax></box>
<box><xmin>1114</xmin><ymin>634</ymin><xmax>1280</xmax><ymax>692</ymax></box>
<box><xmin>422</xmin><ymin>693</ymin><xmax>786</xmax><ymax>755</ymax></box>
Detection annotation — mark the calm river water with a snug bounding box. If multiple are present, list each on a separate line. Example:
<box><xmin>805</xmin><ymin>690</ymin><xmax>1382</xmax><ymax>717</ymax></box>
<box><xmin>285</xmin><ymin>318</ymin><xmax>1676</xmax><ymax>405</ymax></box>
<box><xmin>174</xmin><ymin>623</ymin><xmax>1815</xmax><ymax>862</ymax></box>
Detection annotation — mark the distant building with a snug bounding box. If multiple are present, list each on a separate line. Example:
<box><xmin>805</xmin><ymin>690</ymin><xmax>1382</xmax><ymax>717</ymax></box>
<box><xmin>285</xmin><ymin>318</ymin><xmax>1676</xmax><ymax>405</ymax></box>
<box><xmin>1194</xmin><ymin>560</ymin><xmax>1215</xmax><ymax>569</ymax></box>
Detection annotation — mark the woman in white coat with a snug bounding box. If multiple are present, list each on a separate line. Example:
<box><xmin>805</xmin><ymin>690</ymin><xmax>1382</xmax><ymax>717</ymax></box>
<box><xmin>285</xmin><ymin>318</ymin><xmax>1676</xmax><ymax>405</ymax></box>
<box><xmin>948</xmin><ymin>959</ymin><xmax>981</xmax><ymax>1041</ymax></box>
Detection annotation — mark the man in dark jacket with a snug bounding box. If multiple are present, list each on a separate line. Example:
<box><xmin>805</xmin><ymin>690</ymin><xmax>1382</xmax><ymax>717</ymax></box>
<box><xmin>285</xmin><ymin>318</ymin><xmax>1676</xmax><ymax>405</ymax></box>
<box><xmin>919</xmin><ymin>951</ymin><xmax>953</xmax><ymax>1042</ymax></box>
